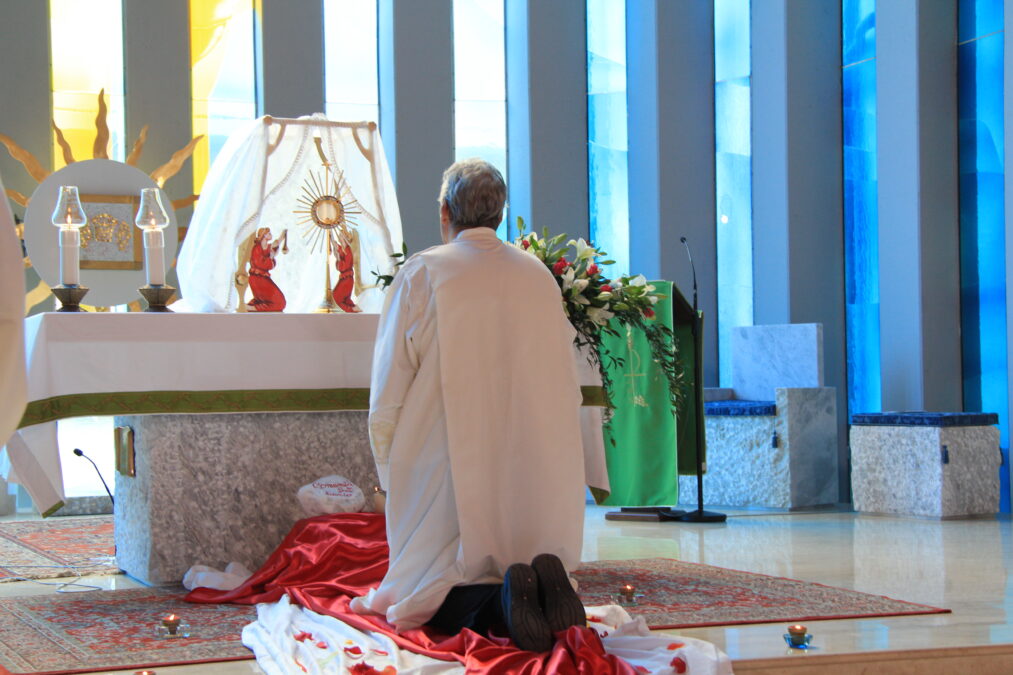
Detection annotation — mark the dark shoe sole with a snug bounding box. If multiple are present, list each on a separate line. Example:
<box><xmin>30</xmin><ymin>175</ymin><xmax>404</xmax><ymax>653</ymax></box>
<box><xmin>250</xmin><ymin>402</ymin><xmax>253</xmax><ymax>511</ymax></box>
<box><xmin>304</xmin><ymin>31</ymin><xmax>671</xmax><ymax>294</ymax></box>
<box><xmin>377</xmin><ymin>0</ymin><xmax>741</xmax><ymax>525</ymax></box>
<box><xmin>532</xmin><ymin>553</ymin><xmax>585</xmax><ymax>633</ymax></box>
<box><xmin>503</xmin><ymin>563</ymin><xmax>553</xmax><ymax>652</ymax></box>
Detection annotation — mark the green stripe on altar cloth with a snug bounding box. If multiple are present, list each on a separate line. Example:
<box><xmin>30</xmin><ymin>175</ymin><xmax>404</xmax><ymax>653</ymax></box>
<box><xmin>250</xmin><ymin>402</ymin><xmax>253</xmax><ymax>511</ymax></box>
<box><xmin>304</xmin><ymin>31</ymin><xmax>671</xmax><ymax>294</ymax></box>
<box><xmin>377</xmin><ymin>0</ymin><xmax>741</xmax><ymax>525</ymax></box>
<box><xmin>595</xmin><ymin>280</ymin><xmax>703</xmax><ymax>507</ymax></box>
<box><xmin>18</xmin><ymin>386</ymin><xmax>607</xmax><ymax>429</ymax></box>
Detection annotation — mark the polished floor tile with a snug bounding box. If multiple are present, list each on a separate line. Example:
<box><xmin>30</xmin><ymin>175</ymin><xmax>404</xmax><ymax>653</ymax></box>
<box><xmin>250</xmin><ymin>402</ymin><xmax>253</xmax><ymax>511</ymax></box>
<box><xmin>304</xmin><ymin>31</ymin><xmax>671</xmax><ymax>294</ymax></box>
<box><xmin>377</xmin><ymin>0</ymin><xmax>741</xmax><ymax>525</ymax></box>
<box><xmin>1</xmin><ymin>505</ymin><xmax>1010</xmax><ymax>671</ymax></box>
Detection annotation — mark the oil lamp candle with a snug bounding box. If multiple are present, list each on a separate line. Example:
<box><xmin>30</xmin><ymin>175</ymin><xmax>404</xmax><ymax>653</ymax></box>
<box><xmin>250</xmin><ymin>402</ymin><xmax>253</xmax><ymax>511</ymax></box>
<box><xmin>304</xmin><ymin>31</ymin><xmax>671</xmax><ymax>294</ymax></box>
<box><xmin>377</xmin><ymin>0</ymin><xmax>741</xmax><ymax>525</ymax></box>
<box><xmin>620</xmin><ymin>584</ymin><xmax>635</xmax><ymax>603</ymax></box>
<box><xmin>786</xmin><ymin>624</ymin><xmax>808</xmax><ymax>648</ymax></box>
<box><xmin>135</xmin><ymin>188</ymin><xmax>169</xmax><ymax>286</ymax></box>
<box><xmin>161</xmin><ymin>614</ymin><xmax>181</xmax><ymax>636</ymax></box>
<box><xmin>51</xmin><ymin>185</ymin><xmax>87</xmax><ymax>287</ymax></box>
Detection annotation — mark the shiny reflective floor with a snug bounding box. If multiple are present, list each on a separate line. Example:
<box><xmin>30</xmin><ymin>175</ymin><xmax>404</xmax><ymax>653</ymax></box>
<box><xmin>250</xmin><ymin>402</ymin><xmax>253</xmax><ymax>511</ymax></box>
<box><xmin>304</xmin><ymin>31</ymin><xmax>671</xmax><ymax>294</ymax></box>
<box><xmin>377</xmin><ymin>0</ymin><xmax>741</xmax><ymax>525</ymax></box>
<box><xmin>1</xmin><ymin>505</ymin><xmax>1010</xmax><ymax>673</ymax></box>
<box><xmin>584</xmin><ymin>505</ymin><xmax>1013</xmax><ymax>670</ymax></box>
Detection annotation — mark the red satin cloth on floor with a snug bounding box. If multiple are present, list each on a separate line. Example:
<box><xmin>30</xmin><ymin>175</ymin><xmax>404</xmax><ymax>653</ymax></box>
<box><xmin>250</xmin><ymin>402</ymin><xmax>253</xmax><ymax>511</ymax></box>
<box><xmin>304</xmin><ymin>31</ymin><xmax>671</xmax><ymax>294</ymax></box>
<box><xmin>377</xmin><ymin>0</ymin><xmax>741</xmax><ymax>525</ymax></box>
<box><xmin>186</xmin><ymin>513</ymin><xmax>636</xmax><ymax>674</ymax></box>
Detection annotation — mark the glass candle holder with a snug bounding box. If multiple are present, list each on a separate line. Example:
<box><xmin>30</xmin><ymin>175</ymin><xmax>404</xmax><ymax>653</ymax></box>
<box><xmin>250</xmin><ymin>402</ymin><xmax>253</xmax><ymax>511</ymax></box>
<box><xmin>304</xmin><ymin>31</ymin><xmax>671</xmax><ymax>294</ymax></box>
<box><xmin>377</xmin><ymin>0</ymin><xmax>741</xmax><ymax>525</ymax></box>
<box><xmin>157</xmin><ymin>613</ymin><xmax>190</xmax><ymax>639</ymax></box>
<box><xmin>50</xmin><ymin>185</ymin><xmax>87</xmax><ymax>287</ymax></box>
<box><xmin>135</xmin><ymin>188</ymin><xmax>170</xmax><ymax>286</ymax></box>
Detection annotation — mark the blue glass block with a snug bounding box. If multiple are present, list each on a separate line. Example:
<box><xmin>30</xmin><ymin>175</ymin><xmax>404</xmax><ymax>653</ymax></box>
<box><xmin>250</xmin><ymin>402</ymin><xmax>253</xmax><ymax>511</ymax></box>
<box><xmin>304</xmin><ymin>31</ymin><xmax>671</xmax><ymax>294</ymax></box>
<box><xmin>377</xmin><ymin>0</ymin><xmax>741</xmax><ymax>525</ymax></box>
<box><xmin>958</xmin><ymin>19</ymin><xmax>1007</xmax><ymax>508</ymax></box>
<box><xmin>714</xmin><ymin>0</ymin><xmax>750</xmax><ymax>82</ymax></box>
<box><xmin>842</xmin><ymin>0</ymin><xmax>875</xmax><ymax>65</ymax></box>
<box><xmin>842</xmin><ymin>51</ymin><xmax>880</xmax><ymax>415</ymax></box>
<box><xmin>958</xmin><ymin>0</ymin><xmax>1003</xmax><ymax>43</ymax></box>
<box><xmin>587</xmin><ymin>0</ymin><xmax>629</xmax><ymax>276</ymax></box>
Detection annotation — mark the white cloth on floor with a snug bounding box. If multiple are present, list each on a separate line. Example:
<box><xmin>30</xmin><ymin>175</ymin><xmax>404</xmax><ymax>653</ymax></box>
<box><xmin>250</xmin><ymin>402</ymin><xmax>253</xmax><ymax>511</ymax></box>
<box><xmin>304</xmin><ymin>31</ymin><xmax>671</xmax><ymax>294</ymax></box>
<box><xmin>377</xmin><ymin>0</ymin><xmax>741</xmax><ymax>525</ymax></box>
<box><xmin>244</xmin><ymin>594</ymin><xmax>735</xmax><ymax>675</ymax></box>
<box><xmin>183</xmin><ymin>562</ymin><xmax>254</xmax><ymax>591</ymax></box>
<box><xmin>352</xmin><ymin>227</ymin><xmax>596</xmax><ymax>630</ymax></box>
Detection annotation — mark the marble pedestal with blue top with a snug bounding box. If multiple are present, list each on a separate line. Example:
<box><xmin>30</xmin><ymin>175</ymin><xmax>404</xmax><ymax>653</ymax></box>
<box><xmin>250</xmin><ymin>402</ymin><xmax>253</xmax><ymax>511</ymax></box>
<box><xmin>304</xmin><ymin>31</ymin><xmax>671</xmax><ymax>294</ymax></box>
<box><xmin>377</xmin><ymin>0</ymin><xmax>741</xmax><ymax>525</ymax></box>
<box><xmin>850</xmin><ymin>412</ymin><xmax>1001</xmax><ymax>518</ymax></box>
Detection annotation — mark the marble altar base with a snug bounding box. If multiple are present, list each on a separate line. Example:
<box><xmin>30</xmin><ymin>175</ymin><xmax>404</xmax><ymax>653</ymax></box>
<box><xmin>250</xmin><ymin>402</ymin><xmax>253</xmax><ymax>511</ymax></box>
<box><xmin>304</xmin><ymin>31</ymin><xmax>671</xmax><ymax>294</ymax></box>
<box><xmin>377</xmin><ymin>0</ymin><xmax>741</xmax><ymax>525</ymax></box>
<box><xmin>850</xmin><ymin>424</ymin><xmax>1000</xmax><ymax>518</ymax></box>
<box><xmin>679</xmin><ymin>388</ymin><xmax>838</xmax><ymax>509</ymax></box>
<box><xmin>114</xmin><ymin>412</ymin><xmax>378</xmax><ymax>585</ymax></box>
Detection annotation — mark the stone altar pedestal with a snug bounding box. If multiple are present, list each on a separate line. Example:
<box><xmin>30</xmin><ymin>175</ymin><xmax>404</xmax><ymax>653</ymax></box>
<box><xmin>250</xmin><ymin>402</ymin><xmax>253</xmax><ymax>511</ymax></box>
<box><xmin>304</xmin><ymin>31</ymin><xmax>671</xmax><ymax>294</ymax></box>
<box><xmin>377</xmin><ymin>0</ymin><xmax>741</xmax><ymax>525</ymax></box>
<box><xmin>850</xmin><ymin>412</ymin><xmax>1000</xmax><ymax>518</ymax></box>
<box><xmin>678</xmin><ymin>387</ymin><xmax>838</xmax><ymax>509</ymax></box>
<box><xmin>114</xmin><ymin>412</ymin><xmax>378</xmax><ymax>585</ymax></box>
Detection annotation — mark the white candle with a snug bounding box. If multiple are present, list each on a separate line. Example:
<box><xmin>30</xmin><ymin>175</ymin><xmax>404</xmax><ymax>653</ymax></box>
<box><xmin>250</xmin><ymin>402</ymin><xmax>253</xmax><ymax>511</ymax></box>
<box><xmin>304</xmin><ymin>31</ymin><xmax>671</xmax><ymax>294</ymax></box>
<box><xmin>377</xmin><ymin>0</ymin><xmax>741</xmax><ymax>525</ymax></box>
<box><xmin>143</xmin><ymin>228</ymin><xmax>165</xmax><ymax>286</ymax></box>
<box><xmin>59</xmin><ymin>228</ymin><xmax>80</xmax><ymax>286</ymax></box>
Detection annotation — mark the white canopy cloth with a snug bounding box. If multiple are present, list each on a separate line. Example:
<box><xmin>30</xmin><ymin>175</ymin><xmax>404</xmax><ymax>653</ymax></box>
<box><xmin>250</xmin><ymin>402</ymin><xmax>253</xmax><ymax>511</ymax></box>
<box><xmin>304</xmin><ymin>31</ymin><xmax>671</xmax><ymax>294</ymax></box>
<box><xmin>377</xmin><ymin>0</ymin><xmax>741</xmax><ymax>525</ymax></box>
<box><xmin>176</xmin><ymin>114</ymin><xmax>403</xmax><ymax>313</ymax></box>
<box><xmin>2</xmin><ymin>313</ymin><xmax>607</xmax><ymax>517</ymax></box>
<box><xmin>353</xmin><ymin>228</ymin><xmax>598</xmax><ymax>631</ymax></box>
<box><xmin>0</xmin><ymin>170</ymin><xmax>26</xmax><ymax>445</ymax></box>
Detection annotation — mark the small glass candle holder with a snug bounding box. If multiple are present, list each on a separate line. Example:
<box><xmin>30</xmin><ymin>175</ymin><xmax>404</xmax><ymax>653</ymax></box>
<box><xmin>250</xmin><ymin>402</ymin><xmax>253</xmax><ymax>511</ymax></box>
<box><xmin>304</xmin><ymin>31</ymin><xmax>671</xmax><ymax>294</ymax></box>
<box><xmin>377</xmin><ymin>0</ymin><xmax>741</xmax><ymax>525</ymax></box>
<box><xmin>783</xmin><ymin>624</ymin><xmax>812</xmax><ymax>649</ymax></box>
<box><xmin>157</xmin><ymin>613</ymin><xmax>190</xmax><ymax>639</ymax></box>
<box><xmin>617</xmin><ymin>584</ymin><xmax>637</xmax><ymax>605</ymax></box>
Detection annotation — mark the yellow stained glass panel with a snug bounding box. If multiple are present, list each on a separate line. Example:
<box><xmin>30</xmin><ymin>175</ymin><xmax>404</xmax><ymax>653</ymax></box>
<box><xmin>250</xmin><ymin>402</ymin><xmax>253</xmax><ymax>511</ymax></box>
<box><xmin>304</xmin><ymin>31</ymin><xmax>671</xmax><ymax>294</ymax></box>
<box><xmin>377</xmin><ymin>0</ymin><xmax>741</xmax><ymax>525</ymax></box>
<box><xmin>190</xmin><ymin>0</ymin><xmax>258</xmax><ymax>194</ymax></box>
<box><xmin>50</xmin><ymin>0</ymin><xmax>125</xmax><ymax>168</ymax></box>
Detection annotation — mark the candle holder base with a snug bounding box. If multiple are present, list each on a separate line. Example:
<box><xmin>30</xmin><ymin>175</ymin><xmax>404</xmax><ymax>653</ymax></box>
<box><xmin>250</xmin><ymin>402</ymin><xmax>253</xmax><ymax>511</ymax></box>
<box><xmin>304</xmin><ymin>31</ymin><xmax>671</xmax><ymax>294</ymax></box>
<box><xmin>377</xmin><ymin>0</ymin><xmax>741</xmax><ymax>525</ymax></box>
<box><xmin>139</xmin><ymin>285</ymin><xmax>176</xmax><ymax>312</ymax></box>
<box><xmin>783</xmin><ymin>633</ymin><xmax>813</xmax><ymax>650</ymax></box>
<box><xmin>51</xmin><ymin>285</ymin><xmax>89</xmax><ymax>312</ymax></box>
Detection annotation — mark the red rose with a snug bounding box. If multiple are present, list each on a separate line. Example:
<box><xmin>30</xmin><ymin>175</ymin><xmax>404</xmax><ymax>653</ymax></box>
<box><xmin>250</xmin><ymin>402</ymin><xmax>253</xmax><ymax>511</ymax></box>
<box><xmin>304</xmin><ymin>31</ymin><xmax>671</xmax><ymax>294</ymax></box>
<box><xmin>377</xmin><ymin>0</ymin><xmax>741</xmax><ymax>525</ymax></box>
<box><xmin>644</xmin><ymin>307</ymin><xmax>655</xmax><ymax>319</ymax></box>
<box><xmin>552</xmin><ymin>258</ymin><xmax>569</xmax><ymax>275</ymax></box>
<box><xmin>522</xmin><ymin>239</ymin><xmax>530</xmax><ymax>249</ymax></box>
<box><xmin>670</xmin><ymin>656</ymin><xmax>687</xmax><ymax>673</ymax></box>
<box><xmin>600</xmin><ymin>284</ymin><xmax>612</xmax><ymax>293</ymax></box>
<box><xmin>587</xmin><ymin>264</ymin><xmax>599</xmax><ymax>275</ymax></box>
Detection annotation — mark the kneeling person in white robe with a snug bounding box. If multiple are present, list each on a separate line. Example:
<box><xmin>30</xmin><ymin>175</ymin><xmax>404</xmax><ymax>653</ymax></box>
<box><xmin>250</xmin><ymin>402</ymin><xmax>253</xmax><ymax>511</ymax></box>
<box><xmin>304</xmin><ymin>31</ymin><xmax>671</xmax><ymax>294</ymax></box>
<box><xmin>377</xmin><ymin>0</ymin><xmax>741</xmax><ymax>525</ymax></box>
<box><xmin>351</xmin><ymin>159</ymin><xmax>586</xmax><ymax>652</ymax></box>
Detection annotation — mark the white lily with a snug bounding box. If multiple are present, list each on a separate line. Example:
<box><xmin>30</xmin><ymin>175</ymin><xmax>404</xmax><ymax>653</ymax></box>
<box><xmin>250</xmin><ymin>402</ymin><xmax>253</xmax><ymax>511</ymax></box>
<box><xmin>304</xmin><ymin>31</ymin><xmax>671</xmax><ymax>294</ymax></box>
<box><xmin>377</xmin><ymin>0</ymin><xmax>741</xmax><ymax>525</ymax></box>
<box><xmin>587</xmin><ymin>306</ymin><xmax>615</xmax><ymax>326</ymax></box>
<box><xmin>648</xmin><ymin>294</ymin><xmax>658</xmax><ymax>305</ymax></box>
<box><xmin>628</xmin><ymin>274</ymin><xmax>647</xmax><ymax>287</ymax></box>
<box><xmin>645</xmin><ymin>284</ymin><xmax>656</xmax><ymax>293</ymax></box>
<box><xmin>560</xmin><ymin>267</ymin><xmax>576</xmax><ymax>291</ymax></box>
<box><xmin>567</xmin><ymin>237</ymin><xmax>598</xmax><ymax>261</ymax></box>
<box><xmin>573</xmin><ymin>278</ymin><xmax>589</xmax><ymax>293</ymax></box>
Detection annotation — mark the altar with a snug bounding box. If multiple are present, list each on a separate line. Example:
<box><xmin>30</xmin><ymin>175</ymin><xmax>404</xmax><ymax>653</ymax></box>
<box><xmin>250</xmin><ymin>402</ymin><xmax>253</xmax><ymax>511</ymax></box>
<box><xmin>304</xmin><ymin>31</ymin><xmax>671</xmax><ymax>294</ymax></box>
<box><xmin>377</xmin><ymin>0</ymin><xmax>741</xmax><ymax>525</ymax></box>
<box><xmin>4</xmin><ymin>312</ymin><xmax>608</xmax><ymax>584</ymax></box>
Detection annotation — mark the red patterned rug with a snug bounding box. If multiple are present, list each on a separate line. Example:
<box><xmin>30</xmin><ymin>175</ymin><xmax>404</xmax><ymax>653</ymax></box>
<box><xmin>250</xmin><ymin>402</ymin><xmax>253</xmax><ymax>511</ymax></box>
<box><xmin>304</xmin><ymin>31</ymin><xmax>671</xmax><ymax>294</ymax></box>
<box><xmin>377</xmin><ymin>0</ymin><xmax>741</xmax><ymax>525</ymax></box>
<box><xmin>0</xmin><ymin>518</ymin><xmax>117</xmax><ymax>582</ymax></box>
<box><xmin>0</xmin><ymin>587</ymin><xmax>255</xmax><ymax>675</ymax></box>
<box><xmin>574</xmin><ymin>557</ymin><xmax>949</xmax><ymax>629</ymax></box>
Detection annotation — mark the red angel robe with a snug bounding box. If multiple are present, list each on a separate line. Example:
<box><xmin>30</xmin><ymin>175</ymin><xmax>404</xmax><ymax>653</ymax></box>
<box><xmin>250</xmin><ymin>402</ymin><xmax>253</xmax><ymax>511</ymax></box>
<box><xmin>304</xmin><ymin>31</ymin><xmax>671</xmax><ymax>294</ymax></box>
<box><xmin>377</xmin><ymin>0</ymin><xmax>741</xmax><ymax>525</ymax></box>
<box><xmin>248</xmin><ymin>244</ymin><xmax>286</xmax><ymax>312</ymax></box>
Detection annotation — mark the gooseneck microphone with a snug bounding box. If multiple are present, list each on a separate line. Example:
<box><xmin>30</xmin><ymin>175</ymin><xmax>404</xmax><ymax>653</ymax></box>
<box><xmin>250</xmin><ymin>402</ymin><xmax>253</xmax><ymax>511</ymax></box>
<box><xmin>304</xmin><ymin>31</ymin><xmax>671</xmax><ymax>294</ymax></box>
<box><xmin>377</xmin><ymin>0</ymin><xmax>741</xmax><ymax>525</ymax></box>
<box><xmin>680</xmin><ymin>236</ymin><xmax>698</xmax><ymax>313</ymax></box>
<box><xmin>73</xmin><ymin>448</ymin><xmax>114</xmax><ymax>506</ymax></box>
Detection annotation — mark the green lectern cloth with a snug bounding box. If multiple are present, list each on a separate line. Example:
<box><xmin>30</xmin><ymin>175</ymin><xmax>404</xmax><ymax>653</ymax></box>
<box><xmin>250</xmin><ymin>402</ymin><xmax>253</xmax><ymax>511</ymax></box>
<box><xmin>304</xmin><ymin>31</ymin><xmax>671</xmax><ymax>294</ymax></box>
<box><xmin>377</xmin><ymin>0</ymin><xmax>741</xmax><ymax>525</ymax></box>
<box><xmin>595</xmin><ymin>280</ymin><xmax>679</xmax><ymax>506</ymax></box>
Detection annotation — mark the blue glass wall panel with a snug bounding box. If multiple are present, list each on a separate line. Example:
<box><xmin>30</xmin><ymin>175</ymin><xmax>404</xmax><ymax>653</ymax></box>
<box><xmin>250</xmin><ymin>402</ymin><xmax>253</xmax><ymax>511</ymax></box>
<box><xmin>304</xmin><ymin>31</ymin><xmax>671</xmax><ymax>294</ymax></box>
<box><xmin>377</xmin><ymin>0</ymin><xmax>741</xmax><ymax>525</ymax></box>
<box><xmin>714</xmin><ymin>0</ymin><xmax>752</xmax><ymax>386</ymax></box>
<box><xmin>842</xmin><ymin>0</ymin><xmax>880</xmax><ymax>416</ymax></box>
<box><xmin>587</xmin><ymin>0</ymin><xmax>629</xmax><ymax>276</ymax></box>
<box><xmin>958</xmin><ymin>0</ymin><xmax>1007</xmax><ymax>510</ymax></box>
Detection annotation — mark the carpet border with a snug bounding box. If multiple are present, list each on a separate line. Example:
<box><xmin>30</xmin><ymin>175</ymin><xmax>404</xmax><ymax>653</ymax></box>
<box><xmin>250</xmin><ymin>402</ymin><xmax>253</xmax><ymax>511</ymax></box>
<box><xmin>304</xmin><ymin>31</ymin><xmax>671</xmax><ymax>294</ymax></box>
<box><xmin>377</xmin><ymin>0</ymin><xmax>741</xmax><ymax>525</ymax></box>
<box><xmin>579</xmin><ymin>557</ymin><xmax>951</xmax><ymax>630</ymax></box>
<box><xmin>0</xmin><ymin>654</ymin><xmax>254</xmax><ymax>675</ymax></box>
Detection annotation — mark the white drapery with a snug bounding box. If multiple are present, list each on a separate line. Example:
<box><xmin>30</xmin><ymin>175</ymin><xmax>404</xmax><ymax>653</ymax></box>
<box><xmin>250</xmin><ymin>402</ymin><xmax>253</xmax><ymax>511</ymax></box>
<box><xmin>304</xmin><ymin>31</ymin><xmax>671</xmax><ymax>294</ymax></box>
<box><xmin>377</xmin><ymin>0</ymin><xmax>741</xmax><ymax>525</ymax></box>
<box><xmin>176</xmin><ymin>114</ymin><xmax>403</xmax><ymax>313</ymax></box>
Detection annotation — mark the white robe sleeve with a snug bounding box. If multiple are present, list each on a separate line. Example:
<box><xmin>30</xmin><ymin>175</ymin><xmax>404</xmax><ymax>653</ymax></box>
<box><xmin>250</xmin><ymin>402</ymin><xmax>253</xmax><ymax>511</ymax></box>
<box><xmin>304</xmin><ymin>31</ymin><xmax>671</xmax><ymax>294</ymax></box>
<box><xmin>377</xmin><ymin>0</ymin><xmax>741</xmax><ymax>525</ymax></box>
<box><xmin>367</xmin><ymin>257</ymin><xmax>429</xmax><ymax>490</ymax></box>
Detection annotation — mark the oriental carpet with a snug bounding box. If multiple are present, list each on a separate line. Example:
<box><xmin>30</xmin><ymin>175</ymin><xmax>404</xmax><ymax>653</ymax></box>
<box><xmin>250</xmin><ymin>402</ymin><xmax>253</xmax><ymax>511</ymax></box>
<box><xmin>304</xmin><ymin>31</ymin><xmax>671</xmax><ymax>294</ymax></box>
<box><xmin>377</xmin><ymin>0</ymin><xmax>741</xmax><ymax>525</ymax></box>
<box><xmin>574</xmin><ymin>558</ymin><xmax>949</xmax><ymax>630</ymax></box>
<box><xmin>0</xmin><ymin>517</ymin><xmax>116</xmax><ymax>583</ymax></box>
<box><xmin>0</xmin><ymin>587</ymin><xmax>255</xmax><ymax>675</ymax></box>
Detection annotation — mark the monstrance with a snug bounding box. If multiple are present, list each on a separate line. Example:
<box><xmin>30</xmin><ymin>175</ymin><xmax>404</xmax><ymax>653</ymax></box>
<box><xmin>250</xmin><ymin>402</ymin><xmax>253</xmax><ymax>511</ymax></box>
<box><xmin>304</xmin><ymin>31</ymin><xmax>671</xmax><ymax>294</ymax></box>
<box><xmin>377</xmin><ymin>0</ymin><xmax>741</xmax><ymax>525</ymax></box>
<box><xmin>294</xmin><ymin>137</ymin><xmax>365</xmax><ymax>313</ymax></box>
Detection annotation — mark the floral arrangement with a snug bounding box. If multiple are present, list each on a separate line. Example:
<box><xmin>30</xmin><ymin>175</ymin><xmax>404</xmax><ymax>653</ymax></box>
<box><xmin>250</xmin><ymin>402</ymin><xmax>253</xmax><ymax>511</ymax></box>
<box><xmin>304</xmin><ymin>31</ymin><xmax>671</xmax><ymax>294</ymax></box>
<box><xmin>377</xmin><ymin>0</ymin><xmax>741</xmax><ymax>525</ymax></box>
<box><xmin>373</xmin><ymin>220</ymin><xmax>687</xmax><ymax>413</ymax></box>
<box><xmin>513</xmin><ymin>218</ymin><xmax>686</xmax><ymax>413</ymax></box>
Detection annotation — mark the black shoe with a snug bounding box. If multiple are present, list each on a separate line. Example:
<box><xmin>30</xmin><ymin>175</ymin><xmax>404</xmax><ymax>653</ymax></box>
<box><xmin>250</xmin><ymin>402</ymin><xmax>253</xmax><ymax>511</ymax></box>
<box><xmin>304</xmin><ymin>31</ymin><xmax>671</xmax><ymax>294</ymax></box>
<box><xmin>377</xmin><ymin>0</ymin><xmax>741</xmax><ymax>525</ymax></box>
<box><xmin>531</xmin><ymin>553</ymin><xmax>585</xmax><ymax>633</ymax></box>
<box><xmin>502</xmin><ymin>563</ymin><xmax>553</xmax><ymax>652</ymax></box>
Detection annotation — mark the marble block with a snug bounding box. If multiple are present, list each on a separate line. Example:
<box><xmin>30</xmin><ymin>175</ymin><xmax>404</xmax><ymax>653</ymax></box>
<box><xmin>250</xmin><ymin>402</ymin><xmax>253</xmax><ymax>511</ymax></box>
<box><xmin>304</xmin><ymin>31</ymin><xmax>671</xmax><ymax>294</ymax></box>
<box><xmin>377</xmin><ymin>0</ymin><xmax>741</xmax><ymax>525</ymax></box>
<box><xmin>114</xmin><ymin>412</ymin><xmax>378</xmax><ymax>585</ymax></box>
<box><xmin>679</xmin><ymin>387</ymin><xmax>838</xmax><ymax>509</ymax></box>
<box><xmin>731</xmin><ymin>324</ymin><xmax>823</xmax><ymax>401</ymax></box>
<box><xmin>850</xmin><ymin>422</ymin><xmax>1000</xmax><ymax>518</ymax></box>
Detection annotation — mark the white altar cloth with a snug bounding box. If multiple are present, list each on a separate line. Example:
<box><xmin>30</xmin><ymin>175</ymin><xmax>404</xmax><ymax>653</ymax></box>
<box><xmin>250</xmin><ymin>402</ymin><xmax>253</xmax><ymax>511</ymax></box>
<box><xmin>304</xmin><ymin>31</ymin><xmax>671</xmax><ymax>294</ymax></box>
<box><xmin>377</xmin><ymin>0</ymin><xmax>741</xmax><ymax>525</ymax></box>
<box><xmin>3</xmin><ymin>313</ymin><xmax>607</xmax><ymax>515</ymax></box>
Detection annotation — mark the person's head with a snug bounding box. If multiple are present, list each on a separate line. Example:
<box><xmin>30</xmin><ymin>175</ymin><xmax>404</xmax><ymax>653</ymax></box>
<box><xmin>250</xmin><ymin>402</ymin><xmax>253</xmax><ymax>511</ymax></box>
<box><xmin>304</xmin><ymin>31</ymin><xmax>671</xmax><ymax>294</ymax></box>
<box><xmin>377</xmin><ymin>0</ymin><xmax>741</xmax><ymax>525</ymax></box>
<box><xmin>438</xmin><ymin>158</ymin><xmax>506</xmax><ymax>243</ymax></box>
<box><xmin>255</xmin><ymin>227</ymin><xmax>272</xmax><ymax>245</ymax></box>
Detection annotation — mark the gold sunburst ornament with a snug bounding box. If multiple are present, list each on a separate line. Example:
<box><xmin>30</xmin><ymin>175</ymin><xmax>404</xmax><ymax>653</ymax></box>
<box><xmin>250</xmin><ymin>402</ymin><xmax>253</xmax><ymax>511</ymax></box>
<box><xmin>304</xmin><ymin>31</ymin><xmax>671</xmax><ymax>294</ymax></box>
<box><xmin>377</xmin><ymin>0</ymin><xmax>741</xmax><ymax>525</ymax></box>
<box><xmin>295</xmin><ymin>136</ymin><xmax>365</xmax><ymax>313</ymax></box>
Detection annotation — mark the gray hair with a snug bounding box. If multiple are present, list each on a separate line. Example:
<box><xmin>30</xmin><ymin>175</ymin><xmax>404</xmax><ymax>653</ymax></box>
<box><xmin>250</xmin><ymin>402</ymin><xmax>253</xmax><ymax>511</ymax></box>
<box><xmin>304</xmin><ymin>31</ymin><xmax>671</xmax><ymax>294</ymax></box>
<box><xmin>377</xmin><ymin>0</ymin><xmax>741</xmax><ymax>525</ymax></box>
<box><xmin>438</xmin><ymin>158</ymin><xmax>506</xmax><ymax>229</ymax></box>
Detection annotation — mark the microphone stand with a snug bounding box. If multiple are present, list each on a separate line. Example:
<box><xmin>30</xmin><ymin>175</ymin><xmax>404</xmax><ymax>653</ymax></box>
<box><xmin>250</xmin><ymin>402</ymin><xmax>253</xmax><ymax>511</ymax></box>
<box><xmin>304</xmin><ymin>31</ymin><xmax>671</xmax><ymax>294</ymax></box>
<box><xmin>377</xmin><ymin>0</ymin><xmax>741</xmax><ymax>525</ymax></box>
<box><xmin>675</xmin><ymin>237</ymin><xmax>725</xmax><ymax>523</ymax></box>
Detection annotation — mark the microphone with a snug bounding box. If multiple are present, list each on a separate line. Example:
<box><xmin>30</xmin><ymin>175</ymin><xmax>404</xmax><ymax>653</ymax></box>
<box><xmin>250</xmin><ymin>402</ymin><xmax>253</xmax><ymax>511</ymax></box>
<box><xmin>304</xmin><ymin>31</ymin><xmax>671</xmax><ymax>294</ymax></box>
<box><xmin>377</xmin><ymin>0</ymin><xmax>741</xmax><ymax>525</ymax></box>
<box><xmin>680</xmin><ymin>236</ymin><xmax>698</xmax><ymax>312</ymax></box>
<box><xmin>73</xmin><ymin>448</ymin><xmax>114</xmax><ymax>507</ymax></box>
